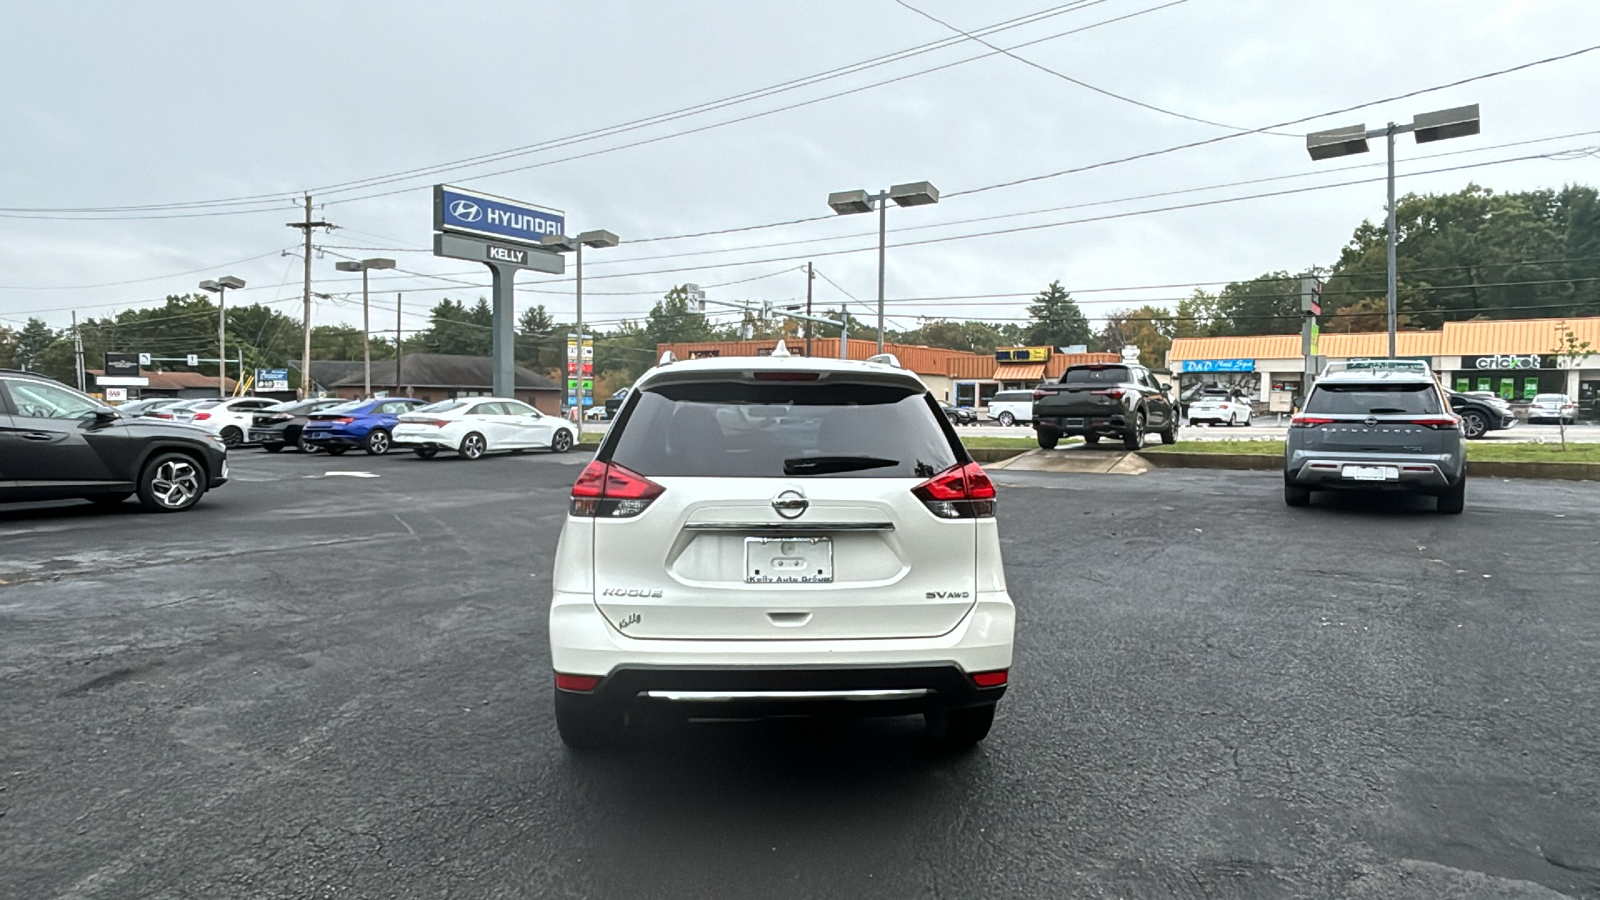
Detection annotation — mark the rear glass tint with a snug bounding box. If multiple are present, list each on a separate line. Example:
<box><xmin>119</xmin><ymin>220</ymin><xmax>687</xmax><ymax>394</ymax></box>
<box><xmin>606</xmin><ymin>381</ymin><xmax>959</xmax><ymax>478</ymax></box>
<box><xmin>1305</xmin><ymin>383</ymin><xmax>1442</xmax><ymax>415</ymax></box>
<box><xmin>1062</xmin><ymin>366</ymin><xmax>1130</xmax><ymax>384</ymax></box>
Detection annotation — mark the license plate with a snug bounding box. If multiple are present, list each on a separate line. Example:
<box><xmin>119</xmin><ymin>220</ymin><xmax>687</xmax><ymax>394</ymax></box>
<box><xmin>1342</xmin><ymin>465</ymin><xmax>1397</xmax><ymax>481</ymax></box>
<box><xmin>249</xmin><ymin>432</ymin><xmax>274</xmax><ymax>442</ymax></box>
<box><xmin>744</xmin><ymin>537</ymin><xmax>833</xmax><ymax>584</ymax></box>
<box><xmin>1065</xmin><ymin>417</ymin><xmax>1084</xmax><ymax>427</ymax></box>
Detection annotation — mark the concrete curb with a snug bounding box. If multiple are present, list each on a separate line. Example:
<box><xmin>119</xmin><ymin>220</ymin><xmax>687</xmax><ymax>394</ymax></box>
<box><xmin>1139</xmin><ymin>450</ymin><xmax>1600</xmax><ymax>481</ymax></box>
<box><xmin>967</xmin><ymin>447</ymin><xmax>1031</xmax><ymax>463</ymax></box>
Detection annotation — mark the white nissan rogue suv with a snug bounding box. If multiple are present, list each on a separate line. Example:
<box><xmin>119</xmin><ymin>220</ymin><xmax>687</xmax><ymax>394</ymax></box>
<box><xmin>548</xmin><ymin>347</ymin><xmax>1015</xmax><ymax>751</ymax></box>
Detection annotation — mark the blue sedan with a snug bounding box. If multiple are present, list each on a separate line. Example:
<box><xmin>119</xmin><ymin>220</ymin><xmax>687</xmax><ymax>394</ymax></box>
<box><xmin>299</xmin><ymin>398</ymin><xmax>427</xmax><ymax>455</ymax></box>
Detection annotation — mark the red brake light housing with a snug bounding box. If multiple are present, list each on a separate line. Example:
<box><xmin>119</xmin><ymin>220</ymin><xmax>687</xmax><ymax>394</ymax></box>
<box><xmin>912</xmin><ymin>460</ymin><xmax>996</xmax><ymax>519</ymax></box>
<box><xmin>555</xmin><ymin>672</ymin><xmax>600</xmax><ymax>693</ymax></box>
<box><xmin>752</xmin><ymin>371</ymin><xmax>820</xmax><ymax>381</ymax></box>
<box><xmin>1290</xmin><ymin>415</ymin><xmax>1335</xmax><ymax>427</ymax></box>
<box><xmin>1407</xmin><ymin>416</ymin><xmax>1460</xmax><ymax>430</ymax></box>
<box><xmin>192</xmin><ymin>412</ymin><xmax>211</xmax><ymax>421</ymax></box>
<box><xmin>571</xmin><ymin>460</ymin><xmax>665</xmax><ymax>518</ymax></box>
<box><xmin>1090</xmin><ymin>388</ymin><xmax>1125</xmax><ymax>399</ymax></box>
<box><xmin>971</xmin><ymin>669</ymin><xmax>1009</xmax><ymax>688</ymax></box>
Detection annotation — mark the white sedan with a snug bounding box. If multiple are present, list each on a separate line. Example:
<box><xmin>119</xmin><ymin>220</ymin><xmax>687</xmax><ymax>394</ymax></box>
<box><xmin>392</xmin><ymin>398</ymin><xmax>578</xmax><ymax>460</ymax></box>
<box><xmin>1187</xmin><ymin>394</ymin><xmax>1253</xmax><ymax>427</ymax></box>
<box><xmin>169</xmin><ymin>396</ymin><xmax>282</xmax><ymax>446</ymax></box>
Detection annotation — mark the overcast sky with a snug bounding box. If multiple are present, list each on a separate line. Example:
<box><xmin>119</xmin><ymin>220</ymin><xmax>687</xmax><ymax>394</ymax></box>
<box><xmin>3</xmin><ymin>0</ymin><xmax>1598</xmax><ymax>340</ymax></box>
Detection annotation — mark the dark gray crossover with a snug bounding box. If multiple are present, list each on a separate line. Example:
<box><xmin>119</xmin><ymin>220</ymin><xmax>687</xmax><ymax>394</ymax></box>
<box><xmin>0</xmin><ymin>370</ymin><xmax>229</xmax><ymax>512</ymax></box>
<box><xmin>1284</xmin><ymin>361</ymin><xmax>1466</xmax><ymax>513</ymax></box>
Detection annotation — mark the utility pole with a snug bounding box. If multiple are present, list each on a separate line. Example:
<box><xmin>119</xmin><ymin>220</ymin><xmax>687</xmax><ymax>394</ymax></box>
<box><xmin>395</xmin><ymin>292</ymin><xmax>403</xmax><ymax>397</ymax></box>
<box><xmin>805</xmin><ymin>262</ymin><xmax>814</xmax><ymax>358</ymax></box>
<box><xmin>71</xmin><ymin>311</ymin><xmax>85</xmax><ymax>392</ymax></box>
<box><xmin>287</xmin><ymin>195</ymin><xmax>332</xmax><ymax>398</ymax></box>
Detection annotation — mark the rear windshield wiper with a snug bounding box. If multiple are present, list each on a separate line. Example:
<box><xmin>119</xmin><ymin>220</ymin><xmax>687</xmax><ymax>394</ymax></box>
<box><xmin>1366</xmin><ymin>407</ymin><xmax>1410</xmax><ymax>414</ymax></box>
<box><xmin>783</xmin><ymin>455</ymin><xmax>899</xmax><ymax>476</ymax></box>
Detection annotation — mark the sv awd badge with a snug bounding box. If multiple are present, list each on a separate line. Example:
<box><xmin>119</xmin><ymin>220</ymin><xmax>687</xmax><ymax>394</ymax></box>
<box><xmin>603</xmin><ymin>588</ymin><xmax>663</xmax><ymax>598</ymax></box>
<box><xmin>926</xmin><ymin>591</ymin><xmax>971</xmax><ymax>599</ymax></box>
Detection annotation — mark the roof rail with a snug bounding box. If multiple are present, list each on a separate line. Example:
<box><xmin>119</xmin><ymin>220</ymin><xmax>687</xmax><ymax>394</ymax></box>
<box><xmin>866</xmin><ymin>352</ymin><xmax>901</xmax><ymax>368</ymax></box>
<box><xmin>1321</xmin><ymin>357</ymin><xmax>1432</xmax><ymax>376</ymax></box>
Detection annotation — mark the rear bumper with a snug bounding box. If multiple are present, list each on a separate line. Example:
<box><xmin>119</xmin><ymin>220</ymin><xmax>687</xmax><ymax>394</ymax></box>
<box><xmin>1286</xmin><ymin>456</ymin><xmax>1461</xmax><ymax>492</ymax></box>
<box><xmin>1035</xmin><ymin>413</ymin><xmax>1128</xmax><ymax>436</ymax></box>
<box><xmin>391</xmin><ymin>427</ymin><xmax>452</xmax><ymax>448</ymax></box>
<box><xmin>301</xmin><ymin>430</ymin><xmax>362</xmax><ymax>447</ymax></box>
<box><xmin>549</xmin><ymin>591</ymin><xmax>1015</xmax><ymax>705</ymax></box>
<box><xmin>561</xmin><ymin>664</ymin><xmax>1006</xmax><ymax>717</ymax></box>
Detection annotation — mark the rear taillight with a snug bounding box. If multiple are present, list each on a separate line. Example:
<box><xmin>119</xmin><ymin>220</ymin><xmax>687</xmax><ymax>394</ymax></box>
<box><xmin>555</xmin><ymin>673</ymin><xmax>600</xmax><ymax>692</ymax></box>
<box><xmin>1407</xmin><ymin>416</ymin><xmax>1460</xmax><ymax>430</ymax></box>
<box><xmin>912</xmin><ymin>460</ymin><xmax>996</xmax><ymax>519</ymax></box>
<box><xmin>570</xmin><ymin>460</ymin><xmax>665</xmax><ymax>518</ymax></box>
<box><xmin>330</xmin><ymin>416</ymin><xmax>354</xmax><ymax>425</ymax></box>
<box><xmin>192</xmin><ymin>412</ymin><xmax>211</xmax><ymax>421</ymax></box>
<box><xmin>1290</xmin><ymin>415</ymin><xmax>1335</xmax><ymax>427</ymax></box>
<box><xmin>1090</xmin><ymin>388</ymin><xmax>1125</xmax><ymax>399</ymax></box>
<box><xmin>1031</xmin><ymin>389</ymin><xmax>1057</xmax><ymax>400</ymax></box>
<box><xmin>412</xmin><ymin>419</ymin><xmax>450</xmax><ymax>428</ymax></box>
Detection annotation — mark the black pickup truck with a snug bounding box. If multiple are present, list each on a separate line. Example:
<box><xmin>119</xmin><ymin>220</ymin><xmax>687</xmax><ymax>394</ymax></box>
<box><xmin>1032</xmin><ymin>363</ymin><xmax>1179</xmax><ymax>450</ymax></box>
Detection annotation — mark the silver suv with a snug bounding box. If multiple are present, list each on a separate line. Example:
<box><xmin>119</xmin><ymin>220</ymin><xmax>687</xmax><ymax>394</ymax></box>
<box><xmin>1284</xmin><ymin>362</ymin><xmax>1466</xmax><ymax>514</ymax></box>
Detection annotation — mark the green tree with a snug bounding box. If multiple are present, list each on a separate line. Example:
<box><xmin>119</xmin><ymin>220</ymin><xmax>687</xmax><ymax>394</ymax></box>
<box><xmin>309</xmin><ymin>325</ymin><xmax>395</xmax><ymax>361</ymax></box>
<box><xmin>516</xmin><ymin>303</ymin><xmax>564</xmax><ymax>372</ymax></box>
<box><xmin>13</xmin><ymin>318</ymin><xmax>56</xmax><ymax>370</ymax></box>
<box><xmin>417</xmin><ymin>298</ymin><xmax>493</xmax><ymax>356</ymax></box>
<box><xmin>888</xmin><ymin>319</ymin><xmax>1022</xmax><ymax>354</ymax></box>
<box><xmin>1553</xmin><ymin>322</ymin><xmax>1593</xmax><ymax>448</ymax></box>
<box><xmin>1025</xmin><ymin>281</ymin><xmax>1093</xmax><ymax>349</ymax></box>
<box><xmin>644</xmin><ymin>285</ymin><xmax>716</xmax><ymax>345</ymax></box>
<box><xmin>1098</xmin><ymin>305</ymin><xmax>1177</xmax><ymax>366</ymax></box>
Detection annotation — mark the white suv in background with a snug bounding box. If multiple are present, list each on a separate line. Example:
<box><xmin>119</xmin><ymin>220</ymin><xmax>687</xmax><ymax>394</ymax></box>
<box><xmin>986</xmin><ymin>390</ymin><xmax>1034</xmax><ymax>426</ymax></box>
<box><xmin>548</xmin><ymin>347</ymin><xmax>1015</xmax><ymax>751</ymax></box>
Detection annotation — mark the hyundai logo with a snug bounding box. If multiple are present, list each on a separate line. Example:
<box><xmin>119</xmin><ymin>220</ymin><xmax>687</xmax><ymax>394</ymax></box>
<box><xmin>448</xmin><ymin>199</ymin><xmax>483</xmax><ymax>222</ymax></box>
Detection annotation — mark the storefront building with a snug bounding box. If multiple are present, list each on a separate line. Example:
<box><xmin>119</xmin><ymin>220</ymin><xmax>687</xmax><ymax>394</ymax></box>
<box><xmin>1168</xmin><ymin>316</ymin><xmax>1600</xmax><ymax>419</ymax></box>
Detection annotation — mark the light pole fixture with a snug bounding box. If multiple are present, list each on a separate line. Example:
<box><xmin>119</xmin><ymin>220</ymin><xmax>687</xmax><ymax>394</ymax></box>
<box><xmin>199</xmin><ymin>275</ymin><xmax>246</xmax><ymax>397</ymax></box>
<box><xmin>335</xmin><ymin>258</ymin><xmax>397</xmax><ymax>397</ymax></box>
<box><xmin>826</xmin><ymin>180</ymin><xmax>939</xmax><ymax>355</ymax></box>
<box><xmin>1306</xmin><ymin>104</ymin><xmax>1479</xmax><ymax>358</ymax></box>
<box><xmin>542</xmin><ymin>230</ymin><xmax>619</xmax><ymax>418</ymax></box>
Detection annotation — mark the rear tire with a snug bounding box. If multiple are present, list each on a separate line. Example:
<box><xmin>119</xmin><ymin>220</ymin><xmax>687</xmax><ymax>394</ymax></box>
<box><xmin>926</xmin><ymin>703</ymin><xmax>996</xmax><ymax>748</ymax></box>
<box><xmin>413</xmin><ymin>447</ymin><xmax>438</xmax><ymax>459</ymax></box>
<box><xmin>136</xmin><ymin>452</ymin><xmax>206</xmax><ymax>512</ymax></box>
<box><xmin>364</xmin><ymin>428</ymin><xmax>391</xmax><ymax>456</ymax></box>
<box><xmin>262</xmin><ymin>443</ymin><xmax>284</xmax><ymax>453</ymax></box>
<box><xmin>997</xmin><ymin>411</ymin><xmax>1015</xmax><ymax>427</ymax></box>
<box><xmin>1037</xmin><ymin>431</ymin><xmax>1059</xmax><ymax>450</ymax></box>
<box><xmin>1123</xmin><ymin>411</ymin><xmax>1146</xmax><ymax>450</ymax></box>
<box><xmin>1437</xmin><ymin>474</ymin><xmax>1467</xmax><ymax>515</ymax></box>
<box><xmin>554</xmin><ymin>690</ymin><xmax>623</xmax><ymax>752</ymax></box>
<box><xmin>1284</xmin><ymin>481</ymin><xmax>1311</xmax><ymax>507</ymax></box>
<box><xmin>220</xmin><ymin>426</ymin><xmax>243</xmax><ymax>448</ymax></box>
<box><xmin>1159</xmin><ymin>415</ymin><xmax>1178</xmax><ymax>445</ymax></box>
<box><xmin>1460</xmin><ymin>411</ymin><xmax>1487</xmax><ymax>440</ymax></box>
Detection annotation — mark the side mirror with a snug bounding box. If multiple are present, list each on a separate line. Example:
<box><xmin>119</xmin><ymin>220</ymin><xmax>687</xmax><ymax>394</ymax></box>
<box><xmin>93</xmin><ymin>409</ymin><xmax>120</xmax><ymax>424</ymax></box>
<box><xmin>1159</xmin><ymin>382</ymin><xmax>1172</xmax><ymax>392</ymax></box>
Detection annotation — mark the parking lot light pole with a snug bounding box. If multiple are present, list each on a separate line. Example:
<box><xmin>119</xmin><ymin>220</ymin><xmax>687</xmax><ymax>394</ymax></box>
<box><xmin>542</xmin><ymin>230</ymin><xmax>619</xmax><ymax>417</ymax></box>
<box><xmin>335</xmin><ymin>258</ymin><xmax>397</xmax><ymax>397</ymax></box>
<box><xmin>198</xmin><ymin>276</ymin><xmax>245</xmax><ymax>397</ymax></box>
<box><xmin>1306</xmin><ymin>104</ymin><xmax>1480</xmax><ymax>358</ymax></box>
<box><xmin>827</xmin><ymin>181</ymin><xmax>939</xmax><ymax>354</ymax></box>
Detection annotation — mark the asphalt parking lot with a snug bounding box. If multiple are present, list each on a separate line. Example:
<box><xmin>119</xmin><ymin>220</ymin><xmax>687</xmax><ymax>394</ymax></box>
<box><xmin>3</xmin><ymin>449</ymin><xmax>1598</xmax><ymax>899</ymax></box>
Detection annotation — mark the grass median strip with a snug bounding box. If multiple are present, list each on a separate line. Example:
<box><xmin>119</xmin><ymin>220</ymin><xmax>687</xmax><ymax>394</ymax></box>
<box><xmin>1143</xmin><ymin>439</ymin><xmax>1600</xmax><ymax>464</ymax></box>
<box><xmin>961</xmin><ymin>436</ymin><xmax>1080</xmax><ymax>449</ymax></box>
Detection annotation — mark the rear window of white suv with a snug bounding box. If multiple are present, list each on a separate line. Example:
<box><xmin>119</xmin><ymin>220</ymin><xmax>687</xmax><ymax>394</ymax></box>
<box><xmin>1304</xmin><ymin>382</ymin><xmax>1442</xmax><ymax>415</ymax></box>
<box><xmin>605</xmin><ymin>381</ymin><xmax>960</xmax><ymax>479</ymax></box>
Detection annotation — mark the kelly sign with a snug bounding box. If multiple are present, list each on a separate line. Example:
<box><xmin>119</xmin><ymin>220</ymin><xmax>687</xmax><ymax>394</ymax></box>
<box><xmin>434</xmin><ymin>184</ymin><xmax>564</xmax><ymax>247</ymax></box>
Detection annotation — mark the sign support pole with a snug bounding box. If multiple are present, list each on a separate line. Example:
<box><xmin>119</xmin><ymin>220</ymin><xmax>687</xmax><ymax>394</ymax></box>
<box><xmin>489</xmin><ymin>262</ymin><xmax>518</xmax><ymax>398</ymax></box>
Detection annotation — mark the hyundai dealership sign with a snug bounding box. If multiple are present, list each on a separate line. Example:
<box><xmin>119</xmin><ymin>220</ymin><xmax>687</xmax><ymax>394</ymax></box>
<box><xmin>433</xmin><ymin>185</ymin><xmax>564</xmax><ymax>246</ymax></box>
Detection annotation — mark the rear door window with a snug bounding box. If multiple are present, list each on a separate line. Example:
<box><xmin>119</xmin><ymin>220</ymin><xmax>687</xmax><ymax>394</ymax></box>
<box><xmin>1305</xmin><ymin>383</ymin><xmax>1442</xmax><ymax>415</ymax></box>
<box><xmin>606</xmin><ymin>381</ymin><xmax>960</xmax><ymax>479</ymax></box>
<box><xmin>1062</xmin><ymin>366</ymin><xmax>1131</xmax><ymax>384</ymax></box>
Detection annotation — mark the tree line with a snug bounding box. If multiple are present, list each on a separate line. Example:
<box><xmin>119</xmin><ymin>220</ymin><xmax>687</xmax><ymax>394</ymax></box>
<box><xmin>6</xmin><ymin>182</ymin><xmax>1596</xmax><ymax>389</ymax></box>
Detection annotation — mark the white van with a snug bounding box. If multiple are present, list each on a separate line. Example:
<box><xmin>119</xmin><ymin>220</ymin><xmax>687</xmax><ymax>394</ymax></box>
<box><xmin>987</xmin><ymin>390</ymin><xmax>1035</xmax><ymax>426</ymax></box>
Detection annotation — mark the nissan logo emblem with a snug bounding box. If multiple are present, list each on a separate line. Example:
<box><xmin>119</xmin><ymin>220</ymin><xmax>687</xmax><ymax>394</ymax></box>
<box><xmin>771</xmin><ymin>489</ymin><xmax>809</xmax><ymax>519</ymax></box>
<box><xmin>1364</xmin><ymin>416</ymin><xmax>1378</xmax><ymax>427</ymax></box>
<box><xmin>448</xmin><ymin>199</ymin><xmax>483</xmax><ymax>222</ymax></box>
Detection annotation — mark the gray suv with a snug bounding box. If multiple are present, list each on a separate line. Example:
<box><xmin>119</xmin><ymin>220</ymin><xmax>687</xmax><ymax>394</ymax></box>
<box><xmin>1284</xmin><ymin>363</ymin><xmax>1466</xmax><ymax>514</ymax></box>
